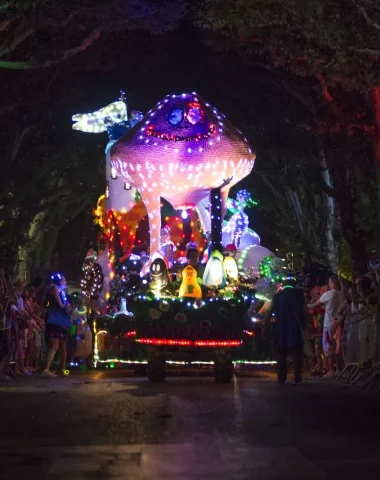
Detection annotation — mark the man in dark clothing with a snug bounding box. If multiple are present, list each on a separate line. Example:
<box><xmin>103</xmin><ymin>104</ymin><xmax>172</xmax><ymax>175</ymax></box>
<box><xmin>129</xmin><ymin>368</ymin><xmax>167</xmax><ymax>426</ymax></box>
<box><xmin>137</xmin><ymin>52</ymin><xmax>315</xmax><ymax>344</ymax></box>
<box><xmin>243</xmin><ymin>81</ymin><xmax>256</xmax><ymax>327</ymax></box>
<box><xmin>265</xmin><ymin>281</ymin><xmax>307</xmax><ymax>384</ymax></box>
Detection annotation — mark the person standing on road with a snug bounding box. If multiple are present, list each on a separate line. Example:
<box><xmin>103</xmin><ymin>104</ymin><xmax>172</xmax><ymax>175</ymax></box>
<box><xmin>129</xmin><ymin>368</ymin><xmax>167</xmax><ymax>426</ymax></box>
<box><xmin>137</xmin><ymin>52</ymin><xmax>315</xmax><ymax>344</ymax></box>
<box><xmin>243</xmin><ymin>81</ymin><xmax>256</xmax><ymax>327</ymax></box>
<box><xmin>42</xmin><ymin>274</ymin><xmax>71</xmax><ymax>377</ymax></box>
<box><xmin>265</xmin><ymin>280</ymin><xmax>307</xmax><ymax>384</ymax></box>
<box><xmin>307</xmin><ymin>275</ymin><xmax>344</xmax><ymax>378</ymax></box>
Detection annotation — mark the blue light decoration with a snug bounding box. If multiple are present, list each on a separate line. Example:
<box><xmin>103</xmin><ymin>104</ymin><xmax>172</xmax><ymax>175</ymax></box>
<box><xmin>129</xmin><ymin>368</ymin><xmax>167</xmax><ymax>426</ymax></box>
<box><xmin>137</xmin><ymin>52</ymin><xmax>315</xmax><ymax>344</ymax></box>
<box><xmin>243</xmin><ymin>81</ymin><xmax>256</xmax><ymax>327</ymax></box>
<box><xmin>168</xmin><ymin>107</ymin><xmax>183</xmax><ymax>126</ymax></box>
<box><xmin>224</xmin><ymin>189</ymin><xmax>250</xmax><ymax>249</ymax></box>
<box><xmin>210</xmin><ymin>186</ymin><xmax>223</xmax><ymax>253</ymax></box>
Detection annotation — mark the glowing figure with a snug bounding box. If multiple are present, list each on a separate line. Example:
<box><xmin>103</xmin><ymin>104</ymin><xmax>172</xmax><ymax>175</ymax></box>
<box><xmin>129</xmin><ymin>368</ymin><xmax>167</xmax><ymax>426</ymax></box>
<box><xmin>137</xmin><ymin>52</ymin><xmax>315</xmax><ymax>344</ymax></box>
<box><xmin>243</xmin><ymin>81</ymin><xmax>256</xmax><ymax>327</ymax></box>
<box><xmin>150</xmin><ymin>257</ymin><xmax>170</xmax><ymax>292</ymax></box>
<box><xmin>224</xmin><ymin>190</ymin><xmax>250</xmax><ymax>249</ymax></box>
<box><xmin>110</xmin><ymin>93</ymin><xmax>255</xmax><ymax>259</ymax></box>
<box><xmin>178</xmin><ymin>265</ymin><xmax>202</xmax><ymax>298</ymax></box>
<box><xmin>158</xmin><ymin>226</ymin><xmax>176</xmax><ymax>266</ymax></box>
<box><xmin>223</xmin><ymin>256</ymin><xmax>239</xmax><ymax>280</ymax></box>
<box><xmin>114</xmin><ymin>298</ymin><xmax>133</xmax><ymax>317</ymax></box>
<box><xmin>202</xmin><ymin>256</ymin><xmax>226</xmax><ymax>289</ymax></box>
<box><xmin>72</xmin><ymin>100</ymin><xmax>128</xmax><ymax>134</ymax></box>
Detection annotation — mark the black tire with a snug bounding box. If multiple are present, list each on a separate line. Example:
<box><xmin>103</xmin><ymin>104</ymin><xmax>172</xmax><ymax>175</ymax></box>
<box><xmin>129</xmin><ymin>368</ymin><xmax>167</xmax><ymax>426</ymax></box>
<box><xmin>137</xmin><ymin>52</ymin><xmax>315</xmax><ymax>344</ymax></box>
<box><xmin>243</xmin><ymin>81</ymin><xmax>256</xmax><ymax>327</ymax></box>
<box><xmin>214</xmin><ymin>359</ymin><xmax>234</xmax><ymax>383</ymax></box>
<box><xmin>147</xmin><ymin>357</ymin><xmax>166</xmax><ymax>382</ymax></box>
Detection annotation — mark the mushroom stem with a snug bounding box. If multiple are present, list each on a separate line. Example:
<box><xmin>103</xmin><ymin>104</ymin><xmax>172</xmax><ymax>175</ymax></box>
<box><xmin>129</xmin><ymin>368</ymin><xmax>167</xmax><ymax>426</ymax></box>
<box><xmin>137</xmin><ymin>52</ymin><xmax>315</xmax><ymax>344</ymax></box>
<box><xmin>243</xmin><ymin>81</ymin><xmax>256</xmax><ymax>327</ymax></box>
<box><xmin>139</xmin><ymin>190</ymin><xmax>161</xmax><ymax>261</ymax></box>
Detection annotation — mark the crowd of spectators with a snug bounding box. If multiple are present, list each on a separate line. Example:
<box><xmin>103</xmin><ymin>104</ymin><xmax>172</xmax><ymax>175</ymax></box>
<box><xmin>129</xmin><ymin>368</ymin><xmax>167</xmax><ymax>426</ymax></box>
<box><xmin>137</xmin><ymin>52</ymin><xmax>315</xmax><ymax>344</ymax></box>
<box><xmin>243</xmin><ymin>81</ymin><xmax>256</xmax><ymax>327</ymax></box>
<box><xmin>1</xmin><ymin>265</ymin><xmax>380</xmax><ymax>383</ymax></box>
<box><xmin>0</xmin><ymin>270</ymin><xmax>92</xmax><ymax>381</ymax></box>
<box><xmin>307</xmin><ymin>270</ymin><xmax>380</xmax><ymax>378</ymax></box>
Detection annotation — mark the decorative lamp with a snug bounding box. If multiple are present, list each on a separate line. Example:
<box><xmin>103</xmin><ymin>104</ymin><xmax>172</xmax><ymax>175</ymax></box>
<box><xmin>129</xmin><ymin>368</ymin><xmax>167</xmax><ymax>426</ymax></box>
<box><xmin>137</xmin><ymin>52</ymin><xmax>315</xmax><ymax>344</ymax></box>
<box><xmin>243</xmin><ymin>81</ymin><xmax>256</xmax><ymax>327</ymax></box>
<box><xmin>223</xmin><ymin>256</ymin><xmax>239</xmax><ymax>280</ymax></box>
<box><xmin>202</xmin><ymin>256</ymin><xmax>226</xmax><ymax>289</ymax></box>
<box><xmin>178</xmin><ymin>265</ymin><xmax>202</xmax><ymax>298</ymax></box>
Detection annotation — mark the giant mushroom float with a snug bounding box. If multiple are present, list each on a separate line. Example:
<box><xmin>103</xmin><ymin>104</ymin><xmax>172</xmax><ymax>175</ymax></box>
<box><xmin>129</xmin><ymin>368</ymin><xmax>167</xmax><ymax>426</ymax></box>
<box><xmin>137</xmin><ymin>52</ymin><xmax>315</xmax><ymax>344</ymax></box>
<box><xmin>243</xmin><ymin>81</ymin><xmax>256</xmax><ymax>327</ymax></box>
<box><xmin>110</xmin><ymin>92</ymin><xmax>256</xmax><ymax>260</ymax></box>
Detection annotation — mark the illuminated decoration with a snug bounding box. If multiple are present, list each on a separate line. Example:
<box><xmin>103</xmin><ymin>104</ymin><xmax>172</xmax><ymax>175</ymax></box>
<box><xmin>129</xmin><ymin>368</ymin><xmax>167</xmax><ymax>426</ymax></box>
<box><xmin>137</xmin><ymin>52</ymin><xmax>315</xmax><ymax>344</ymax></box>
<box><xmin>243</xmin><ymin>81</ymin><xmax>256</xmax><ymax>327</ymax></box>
<box><xmin>224</xmin><ymin>189</ymin><xmax>250</xmax><ymax>249</ymax></box>
<box><xmin>85</xmin><ymin>248</ymin><xmax>97</xmax><ymax>261</ymax></box>
<box><xmin>168</xmin><ymin>107</ymin><xmax>183</xmax><ymax>126</ymax></box>
<box><xmin>223</xmin><ymin>256</ymin><xmax>239</xmax><ymax>280</ymax></box>
<box><xmin>178</xmin><ymin>265</ymin><xmax>202</xmax><ymax>298</ymax></box>
<box><xmin>210</xmin><ymin>185</ymin><xmax>224</xmax><ymax>253</ymax></box>
<box><xmin>235</xmin><ymin>244</ymin><xmax>274</xmax><ymax>275</ymax></box>
<box><xmin>211</xmin><ymin>249</ymin><xmax>224</xmax><ymax>263</ymax></box>
<box><xmin>136</xmin><ymin>338</ymin><xmax>241</xmax><ymax>347</ymax></box>
<box><xmin>195</xmin><ymin>196</ymin><xmax>211</xmax><ymax>234</ymax></box>
<box><xmin>113</xmin><ymin>298</ymin><xmax>133</xmax><ymax>317</ymax></box>
<box><xmin>95</xmin><ymin>247</ymin><xmax>113</xmax><ymax>313</ymax></box>
<box><xmin>72</xmin><ymin>92</ymin><xmax>143</xmax><ymax>140</ymax></box>
<box><xmin>94</xmin><ymin>358</ymin><xmax>276</xmax><ymax>366</ymax></box>
<box><xmin>226</xmin><ymin>189</ymin><xmax>258</xmax><ymax>214</ymax></box>
<box><xmin>202</xmin><ymin>256</ymin><xmax>226</xmax><ymax>289</ymax></box>
<box><xmin>258</xmin><ymin>255</ymin><xmax>289</xmax><ymax>282</ymax></box>
<box><xmin>150</xmin><ymin>257</ymin><xmax>170</xmax><ymax>292</ymax></box>
<box><xmin>159</xmin><ymin>226</ymin><xmax>176</xmax><ymax>265</ymax></box>
<box><xmin>184</xmin><ymin>102</ymin><xmax>204</xmax><ymax>125</ymax></box>
<box><xmin>110</xmin><ymin>92</ymin><xmax>255</xmax><ymax>260</ymax></box>
<box><xmin>72</xmin><ymin>91</ymin><xmax>279</xmax><ymax>366</ymax></box>
<box><xmin>93</xmin><ymin>195</ymin><xmax>107</xmax><ymax>229</ymax></box>
<box><xmin>233</xmin><ymin>360</ymin><xmax>276</xmax><ymax>365</ymax></box>
<box><xmin>81</xmin><ymin>263</ymin><xmax>104</xmax><ymax>299</ymax></box>
<box><xmin>146</xmin><ymin>123</ymin><xmax>216</xmax><ymax>142</ymax></box>
<box><xmin>72</xmin><ymin>100</ymin><xmax>128</xmax><ymax>134</ymax></box>
<box><xmin>105</xmin><ymin>148</ymin><xmax>137</xmax><ymax>213</ymax></box>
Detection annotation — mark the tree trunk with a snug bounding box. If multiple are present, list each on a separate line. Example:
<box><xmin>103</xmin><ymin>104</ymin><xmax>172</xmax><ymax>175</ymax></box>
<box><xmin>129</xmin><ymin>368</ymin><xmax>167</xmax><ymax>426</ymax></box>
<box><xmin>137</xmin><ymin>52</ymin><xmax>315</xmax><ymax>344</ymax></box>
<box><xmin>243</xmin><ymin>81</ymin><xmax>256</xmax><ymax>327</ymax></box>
<box><xmin>319</xmin><ymin>146</ymin><xmax>338</xmax><ymax>272</ymax></box>
<box><xmin>371</xmin><ymin>87</ymin><xmax>380</xmax><ymax>180</ymax></box>
<box><xmin>333</xmin><ymin>185</ymin><xmax>368</xmax><ymax>275</ymax></box>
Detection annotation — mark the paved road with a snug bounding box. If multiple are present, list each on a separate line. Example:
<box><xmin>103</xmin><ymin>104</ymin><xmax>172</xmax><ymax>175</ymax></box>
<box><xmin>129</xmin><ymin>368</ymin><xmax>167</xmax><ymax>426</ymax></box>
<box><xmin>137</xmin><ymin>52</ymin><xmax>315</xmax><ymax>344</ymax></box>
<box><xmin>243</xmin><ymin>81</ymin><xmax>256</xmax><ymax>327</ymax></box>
<box><xmin>0</xmin><ymin>372</ymin><xmax>379</xmax><ymax>479</ymax></box>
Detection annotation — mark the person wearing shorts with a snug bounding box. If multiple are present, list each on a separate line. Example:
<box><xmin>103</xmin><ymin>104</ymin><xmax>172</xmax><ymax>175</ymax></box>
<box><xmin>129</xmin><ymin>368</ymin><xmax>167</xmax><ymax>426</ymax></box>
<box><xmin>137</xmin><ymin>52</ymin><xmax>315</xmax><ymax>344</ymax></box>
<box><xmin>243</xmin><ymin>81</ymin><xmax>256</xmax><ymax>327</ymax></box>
<box><xmin>308</xmin><ymin>276</ymin><xmax>344</xmax><ymax>378</ymax></box>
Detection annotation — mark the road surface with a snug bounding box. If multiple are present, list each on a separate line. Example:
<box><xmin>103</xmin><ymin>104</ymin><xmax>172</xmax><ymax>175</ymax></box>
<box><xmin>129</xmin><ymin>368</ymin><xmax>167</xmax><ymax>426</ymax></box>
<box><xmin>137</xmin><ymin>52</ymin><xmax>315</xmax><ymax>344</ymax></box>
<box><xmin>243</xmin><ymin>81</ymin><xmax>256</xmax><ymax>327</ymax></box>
<box><xmin>0</xmin><ymin>371</ymin><xmax>379</xmax><ymax>479</ymax></box>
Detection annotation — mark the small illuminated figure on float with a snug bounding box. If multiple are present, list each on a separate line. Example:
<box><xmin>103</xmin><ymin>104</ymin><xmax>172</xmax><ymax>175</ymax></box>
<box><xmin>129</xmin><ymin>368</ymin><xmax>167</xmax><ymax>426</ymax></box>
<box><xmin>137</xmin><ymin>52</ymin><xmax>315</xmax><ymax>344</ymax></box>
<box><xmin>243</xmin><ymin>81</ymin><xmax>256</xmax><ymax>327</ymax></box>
<box><xmin>224</xmin><ymin>189</ymin><xmax>250</xmax><ymax>249</ymax></box>
<box><xmin>158</xmin><ymin>226</ymin><xmax>176</xmax><ymax>267</ymax></box>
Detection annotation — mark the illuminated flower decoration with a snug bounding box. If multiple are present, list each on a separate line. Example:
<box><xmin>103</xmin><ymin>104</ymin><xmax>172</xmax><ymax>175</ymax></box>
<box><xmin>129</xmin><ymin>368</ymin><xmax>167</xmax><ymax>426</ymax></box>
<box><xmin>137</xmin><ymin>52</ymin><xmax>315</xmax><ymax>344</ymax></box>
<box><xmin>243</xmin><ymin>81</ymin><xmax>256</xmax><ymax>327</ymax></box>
<box><xmin>110</xmin><ymin>92</ymin><xmax>255</xmax><ymax>259</ymax></box>
<box><xmin>148</xmin><ymin>308</ymin><xmax>162</xmax><ymax>320</ymax></box>
<box><xmin>175</xmin><ymin>312</ymin><xmax>187</xmax><ymax>323</ymax></box>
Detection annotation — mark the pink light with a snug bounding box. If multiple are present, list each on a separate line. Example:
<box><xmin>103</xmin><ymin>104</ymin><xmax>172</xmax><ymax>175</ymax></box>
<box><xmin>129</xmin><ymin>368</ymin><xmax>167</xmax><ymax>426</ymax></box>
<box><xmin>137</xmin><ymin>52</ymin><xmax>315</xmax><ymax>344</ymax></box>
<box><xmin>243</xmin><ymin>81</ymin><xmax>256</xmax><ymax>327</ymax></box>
<box><xmin>136</xmin><ymin>338</ymin><xmax>242</xmax><ymax>347</ymax></box>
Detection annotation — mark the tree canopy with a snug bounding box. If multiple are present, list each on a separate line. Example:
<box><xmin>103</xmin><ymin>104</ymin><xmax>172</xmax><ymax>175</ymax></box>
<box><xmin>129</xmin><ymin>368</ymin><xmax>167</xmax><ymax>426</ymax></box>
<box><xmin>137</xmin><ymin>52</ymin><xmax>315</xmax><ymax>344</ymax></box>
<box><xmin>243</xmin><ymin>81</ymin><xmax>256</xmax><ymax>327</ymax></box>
<box><xmin>0</xmin><ymin>0</ymin><xmax>379</xmax><ymax>277</ymax></box>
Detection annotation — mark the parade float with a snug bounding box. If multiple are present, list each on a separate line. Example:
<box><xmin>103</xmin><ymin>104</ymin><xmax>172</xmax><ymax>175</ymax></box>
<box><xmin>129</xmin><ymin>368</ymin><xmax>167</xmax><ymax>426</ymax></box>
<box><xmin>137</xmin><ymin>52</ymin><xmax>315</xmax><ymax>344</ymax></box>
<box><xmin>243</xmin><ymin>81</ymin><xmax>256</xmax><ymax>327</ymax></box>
<box><xmin>73</xmin><ymin>92</ymin><xmax>281</xmax><ymax>382</ymax></box>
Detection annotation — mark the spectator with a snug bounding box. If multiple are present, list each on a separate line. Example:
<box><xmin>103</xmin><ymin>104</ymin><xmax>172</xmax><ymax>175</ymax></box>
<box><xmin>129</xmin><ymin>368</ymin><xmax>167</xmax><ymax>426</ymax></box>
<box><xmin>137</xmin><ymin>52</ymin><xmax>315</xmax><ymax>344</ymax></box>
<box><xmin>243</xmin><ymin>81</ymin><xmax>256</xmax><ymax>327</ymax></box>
<box><xmin>0</xmin><ymin>269</ymin><xmax>11</xmax><ymax>381</ymax></box>
<box><xmin>356</xmin><ymin>277</ymin><xmax>376</xmax><ymax>367</ymax></box>
<box><xmin>264</xmin><ymin>280</ymin><xmax>307</xmax><ymax>384</ymax></box>
<box><xmin>42</xmin><ymin>273</ymin><xmax>71</xmax><ymax>377</ymax></box>
<box><xmin>307</xmin><ymin>275</ymin><xmax>344</xmax><ymax>378</ymax></box>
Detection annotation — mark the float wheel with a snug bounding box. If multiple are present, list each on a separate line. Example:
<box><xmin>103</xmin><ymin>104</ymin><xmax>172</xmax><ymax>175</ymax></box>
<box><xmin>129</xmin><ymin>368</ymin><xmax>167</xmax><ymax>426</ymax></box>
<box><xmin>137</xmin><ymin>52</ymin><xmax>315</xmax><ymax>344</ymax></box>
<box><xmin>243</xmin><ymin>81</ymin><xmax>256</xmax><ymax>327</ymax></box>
<box><xmin>214</xmin><ymin>357</ymin><xmax>234</xmax><ymax>383</ymax></box>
